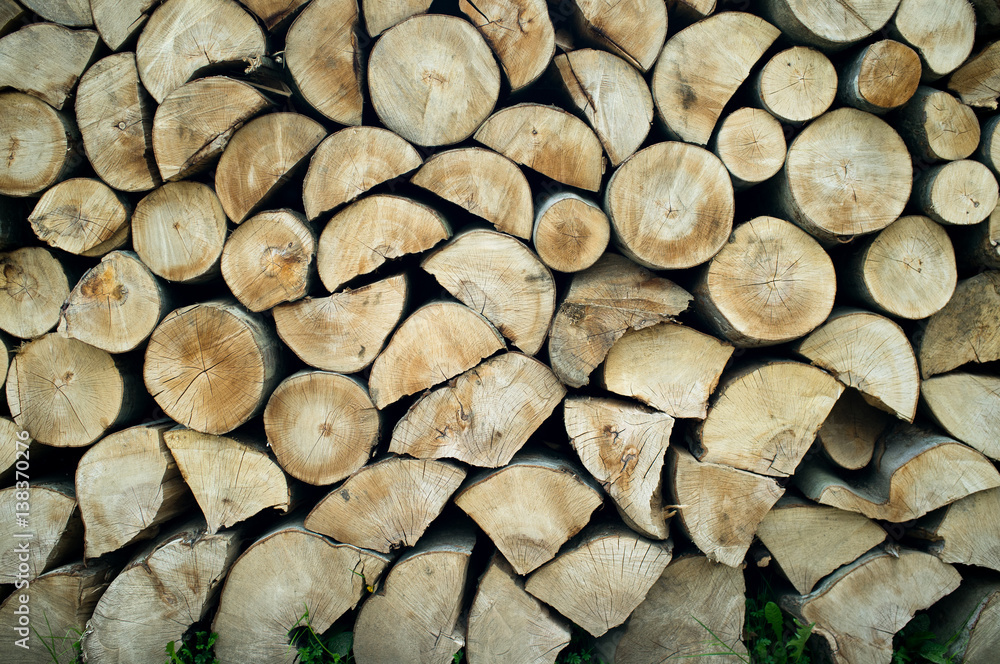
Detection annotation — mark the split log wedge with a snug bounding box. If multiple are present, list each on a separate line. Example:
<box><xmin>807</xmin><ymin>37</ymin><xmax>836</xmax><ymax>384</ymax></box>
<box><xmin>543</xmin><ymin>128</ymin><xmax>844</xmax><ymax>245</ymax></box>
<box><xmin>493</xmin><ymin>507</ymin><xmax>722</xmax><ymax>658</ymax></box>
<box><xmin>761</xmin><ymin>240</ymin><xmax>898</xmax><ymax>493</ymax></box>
<box><xmin>816</xmin><ymin>389</ymin><xmax>890</xmax><ymax>470</ymax></box>
<box><xmin>895</xmin><ymin>86</ymin><xmax>979</xmax><ymax>162</ymax></box>
<box><xmin>710</xmin><ymin>107</ymin><xmax>786</xmax><ymax>189</ymax></box>
<box><xmin>0</xmin><ymin>482</ymin><xmax>80</xmax><ymax>584</ymax></box>
<box><xmin>569</xmin><ymin>0</ymin><xmax>666</xmax><ymax>72</ymax></box>
<box><xmin>21</xmin><ymin>0</ymin><xmax>92</xmax><ymax>26</ymax></box>
<box><xmin>914</xmin><ymin>159</ymin><xmax>998</xmax><ymax>226</ymax></box>
<box><xmin>239</xmin><ymin>0</ymin><xmax>309</xmax><ymax>29</ymax></box>
<box><xmin>0</xmin><ymin>0</ymin><xmax>20</xmax><ymax>35</ymax></box>
<box><xmin>755</xmin><ymin>46</ymin><xmax>838</xmax><ymax>124</ymax></box>
<box><xmin>532</xmin><ymin>192</ymin><xmax>610</xmax><ymax>273</ymax></box>
<box><xmin>922</xmin><ymin>372</ymin><xmax>1000</xmax><ymax>460</ymax></box>
<box><xmin>917</xmin><ymin>270</ymin><xmax>1000</xmax><ymax>378</ymax></box>
<box><xmin>837</xmin><ymin>39</ymin><xmax>921</xmax><ymax>114</ymax></box>
<box><xmin>948</xmin><ymin>40</ymin><xmax>1000</xmax><ymax>108</ymax></box>
<box><xmin>891</xmin><ymin>0</ymin><xmax>975</xmax><ymax>80</ymax></box>
<box><xmin>913</xmin><ymin>486</ymin><xmax>1000</xmax><ymax>572</ymax></box>
<box><xmin>760</xmin><ymin>0</ymin><xmax>900</xmax><ymax>50</ymax></box>
<box><xmin>0</xmin><ymin>92</ymin><xmax>78</xmax><ymax>197</ymax></box>
<box><xmin>91</xmin><ymin>0</ymin><xmax>156</xmax><ymax>50</ymax></box>
<box><xmin>362</xmin><ymin>0</ymin><xmax>431</xmax><ymax>36</ymax></box>
<box><xmin>0</xmin><ymin>23</ymin><xmax>98</xmax><ymax>110</ymax></box>
<box><xmin>28</xmin><ymin>178</ymin><xmax>129</xmax><ymax>257</ymax></box>
<box><xmin>0</xmin><ymin>247</ymin><xmax>71</xmax><ymax>339</ymax></box>
<box><xmin>928</xmin><ymin>570</ymin><xmax>1000</xmax><ymax>664</ymax></box>
<box><xmin>460</xmin><ymin>0</ymin><xmax>554</xmax><ymax>91</ymax></box>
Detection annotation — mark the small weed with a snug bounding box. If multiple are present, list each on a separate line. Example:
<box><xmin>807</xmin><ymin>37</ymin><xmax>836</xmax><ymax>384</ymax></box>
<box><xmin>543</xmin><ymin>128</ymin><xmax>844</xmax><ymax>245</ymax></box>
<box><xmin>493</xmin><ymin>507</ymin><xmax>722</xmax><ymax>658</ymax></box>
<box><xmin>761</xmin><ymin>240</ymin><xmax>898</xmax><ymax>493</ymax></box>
<box><xmin>892</xmin><ymin>614</ymin><xmax>956</xmax><ymax>664</ymax></box>
<box><xmin>32</xmin><ymin>610</ymin><xmax>83</xmax><ymax>664</ymax></box>
<box><xmin>556</xmin><ymin>625</ymin><xmax>606</xmax><ymax>664</ymax></box>
<box><xmin>689</xmin><ymin>590</ymin><xmax>814</xmax><ymax>663</ymax></box>
<box><xmin>288</xmin><ymin>606</ymin><xmax>353</xmax><ymax>664</ymax></box>
<box><xmin>165</xmin><ymin>630</ymin><xmax>220</xmax><ymax>664</ymax></box>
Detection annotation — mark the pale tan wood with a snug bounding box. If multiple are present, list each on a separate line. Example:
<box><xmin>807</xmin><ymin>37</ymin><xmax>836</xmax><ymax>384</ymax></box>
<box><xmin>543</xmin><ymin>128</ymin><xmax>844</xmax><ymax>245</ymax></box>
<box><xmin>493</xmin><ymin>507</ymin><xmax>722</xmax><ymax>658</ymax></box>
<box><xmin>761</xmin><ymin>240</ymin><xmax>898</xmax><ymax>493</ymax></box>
<box><xmin>837</xmin><ymin>39</ymin><xmax>922</xmax><ymax>114</ymax></box>
<box><xmin>8</xmin><ymin>334</ymin><xmax>139</xmax><ymax>447</ymax></box>
<box><xmin>0</xmin><ymin>0</ymin><xmax>23</xmax><ymax>36</ymax></box>
<box><xmin>949</xmin><ymin>40</ymin><xmax>1000</xmax><ymax>108</ymax></box>
<box><xmin>423</xmin><ymin>229</ymin><xmax>555</xmax><ymax>356</ymax></box>
<box><xmin>353</xmin><ymin>528</ymin><xmax>474</xmax><ymax>664</ymax></box>
<box><xmin>76</xmin><ymin>52</ymin><xmax>159</xmax><ymax>192</ymax></box>
<box><xmin>362</xmin><ymin>0</ymin><xmax>431</xmax><ymax>35</ymax></box>
<box><xmin>670</xmin><ymin>446</ymin><xmax>784</xmax><ymax>567</ymax></box>
<box><xmin>0</xmin><ymin>23</ymin><xmax>98</xmax><ymax>110</ymax></box>
<box><xmin>694</xmin><ymin>360</ymin><xmax>842</xmax><ymax>476</ymax></box>
<box><xmin>781</xmin><ymin>550</ymin><xmax>960</xmax><ymax>664</ymax></box>
<box><xmin>710</xmin><ymin>107</ymin><xmax>786</xmax><ymax>189</ymax></box>
<box><xmin>21</xmin><ymin>0</ymin><xmax>92</xmax><ymax>26</ymax></box>
<box><xmin>553</xmin><ymin>48</ymin><xmax>653</xmax><ymax>166</ymax></box>
<box><xmin>761</xmin><ymin>0</ymin><xmax>901</xmax><ymax>50</ymax></box>
<box><xmin>466</xmin><ymin>554</ymin><xmax>571</xmax><ymax>664</ymax></box>
<box><xmin>914</xmin><ymin>486</ymin><xmax>1000</xmax><ymax>571</ymax></box>
<box><xmin>757</xmin><ymin>496</ymin><xmax>887</xmax><ymax>594</ymax></box>
<box><xmin>846</xmin><ymin>215</ymin><xmax>956</xmax><ymax>319</ymax></box>
<box><xmin>144</xmin><ymin>300</ymin><xmax>281</xmax><ymax>434</ymax></box>
<box><xmin>263</xmin><ymin>370</ymin><xmax>379</xmax><ymax>485</ymax></box>
<box><xmin>239</xmin><ymin>0</ymin><xmax>309</xmax><ymax>29</ymax></box>
<box><xmin>132</xmin><ymin>182</ymin><xmax>227</xmax><ymax>283</ymax></box>
<box><xmin>796</xmin><ymin>425</ymin><xmax>1000</xmax><ymax>522</ymax></box>
<box><xmin>565</xmin><ymin>396</ymin><xmax>674</xmax><ymax>539</ymax></box>
<box><xmin>411</xmin><ymin>147</ymin><xmax>532</xmax><ymax>239</ymax></box>
<box><xmin>895</xmin><ymin>87</ymin><xmax>979</xmax><ymax>162</ymax></box>
<box><xmin>0</xmin><ymin>247</ymin><xmax>70</xmax><ymax>339</ymax></box>
<box><xmin>778</xmin><ymin>108</ymin><xmax>912</xmax><ymax>243</ymax></box>
<box><xmin>695</xmin><ymin>216</ymin><xmax>836</xmax><ymax>347</ymax></box>
<box><xmin>369</xmin><ymin>14</ymin><xmax>499</xmax><ymax>147</ymax></box>
<box><xmin>665</xmin><ymin>0</ymin><xmax>715</xmax><ymax>20</ymax></box>
<box><xmin>215</xmin><ymin>112</ymin><xmax>326</xmax><ymax>224</ymax></box>
<box><xmin>0</xmin><ymin>482</ymin><xmax>80</xmax><ymax>584</ymax></box>
<box><xmin>28</xmin><ymin>178</ymin><xmax>129</xmax><ymax>256</ymax></box>
<box><xmin>460</xmin><ymin>0</ymin><xmax>554</xmax><ymax>91</ymax></box>
<box><xmin>0</xmin><ymin>91</ymin><xmax>78</xmax><ymax>197</ymax></box>
<box><xmin>455</xmin><ymin>453</ymin><xmax>603</xmax><ymax>574</ymax></box>
<box><xmin>390</xmin><ymin>352</ymin><xmax>565</xmax><ymax>467</ymax></box>
<box><xmin>274</xmin><ymin>274</ymin><xmax>408</xmax><ymax>373</ymax></box>
<box><xmin>532</xmin><ymin>192</ymin><xmax>610</xmax><ymax>273</ymax></box>
<box><xmin>922</xmin><ymin>372</ymin><xmax>1000</xmax><ymax>460</ymax></box>
<box><xmin>891</xmin><ymin>0</ymin><xmax>975</xmax><ymax>80</ymax></box>
<box><xmin>286</xmin><ymin>0</ymin><xmax>363</xmax><ymax>126</ymax></box>
<box><xmin>570</xmin><ymin>0</ymin><xmax>666</xmax><ymax>72</ymax></box>
<box><xmin>136</xmin><ymin>0</ymin><xmax>266</xmax><ymax>103</ymax></box>
<box><xmin>605</xmin><ymin>141</ymin><xmax>734</xmax><ymax>269</ymax></box>
<box><xmin>475</xmin><ymin>103</ymin><xmax>604</xmax><ymax>191</ymax></box>
<box><xmin>369</xmin><ymin>301</ymin><xmax>505</xmax><ymax>409</ymax></box>
<box><xmin>82</xmin><ymin>523</ymin><xmax>242</xmax><ymax>664</ymax></box>
<box><xmin>213</xmin><ymin>520</ymin><xmax>392</xmax><ymax>663</ymax></box>
<box><xmin>918</xmin><ymin>270</ymin><xmax>1000</xmax><ymax>378</ymax></box>
<box><xmin>220</xmin><ymin>209</ymin><xmax>315</xmax><ymax>312</ymax></box>
<box><xmin>153</xmin><ymin>76</ymin><xmax>272</xmax><ymax>182</ymax></box>
<box><xmin>817</xmin><ymin>388</ymin><xmax>890</xmax><ymax>470</ymax></box>
<box><xmin>915</xmin><ymin>159</ymin><xmax>999</xmax><ymax>226</ymax></box>
<box><xmin>928</xmin><ymin>571</ymin><xmax>1000</xmax><ymax>664</ymax></box>
<box><xmin>794</xmin><ymin>309</ymin><xmax>920</xmax><ymax>422</ymax></box>
<box><xmin>525</xmin><ymin>523</ymin><xmax>673</xmax><ymax>636</ymax></box>
<box><xmin>0</xmin><ymin>417</ymin><xmax>19</xmax><ymax>482</ymax></box>
<box><xmin>652</xmin><ymin>12</ymin><xmax>779</xmax><ymax>145</ymax></box>
<box><xmin>91</xmin><ymin>0</ymin><xmax>156</xmax><ymax>50</ymax></box>
<box><xmin>305</xmin><ymin>457</ymin><xmax>466</xmax><ymax>552</ymax></box>
<box><xmin>755</xmin><ymin>46</ymin><xmax>837</xmax><ymax>124</ymax></box>
<box><xmin>548</xmin><ymin>253</ymin><xmax>692</xmax><ymax>388</ymax></box>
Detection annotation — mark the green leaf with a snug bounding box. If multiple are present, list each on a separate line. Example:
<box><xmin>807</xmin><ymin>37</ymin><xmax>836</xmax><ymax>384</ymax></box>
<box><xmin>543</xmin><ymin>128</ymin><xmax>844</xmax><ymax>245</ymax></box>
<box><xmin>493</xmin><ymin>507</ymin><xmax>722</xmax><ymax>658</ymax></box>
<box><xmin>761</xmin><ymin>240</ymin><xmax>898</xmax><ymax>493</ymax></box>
<box><xmin>764</xmin><ymin>602</ymin><xmax>784</xmax><ymax>641</ymax></box>
<box><xmin>788</xmin><ymin>620</ymin><xmax>814</xmax><ymax>662</ymax></box>
<box><xmin>326</xmin><ymin>631</ymin><xmax>353</xmax><ymax>658</ymax></box>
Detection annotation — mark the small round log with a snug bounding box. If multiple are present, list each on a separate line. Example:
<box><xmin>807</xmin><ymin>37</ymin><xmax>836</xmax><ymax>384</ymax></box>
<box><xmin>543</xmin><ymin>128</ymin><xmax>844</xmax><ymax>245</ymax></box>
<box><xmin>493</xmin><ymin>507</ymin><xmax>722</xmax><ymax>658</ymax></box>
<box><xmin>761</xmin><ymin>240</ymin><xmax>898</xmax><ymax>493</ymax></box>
<box><xmin>837</xmin><ymin>39</ymin><xmax>922</xmax><ymax>114</ymax></box>
<box><xmin>895</xmin><ymin>86</ymin><xmax>980</xmax><ymax>162</ymax></box>
<box><xmin>28</xmin><ymin>178</ymin><xmax>130</xmax><ymax>257</ymax></box>
<box><xmin>891</xmin><ymin>0</ymin><xmax>975</xmax><ymax>80</ymax></box>
<box><xmin>0</xmin><ymin>91</ymin><xmax>78</xmax><ymax>197</ymax></box>
<box><xmin>0</xmin><ymin>247</ymin><xmax>71</xmax><ymax>339</ymax></box>
<box><xmin>532</xmin><ymin>192</ymin><xmax>610</xmax><ymax>273</ymax></box>
<box><xmin>761</xmin><ymin>0</ymin><xmax>900</xmax><ymax>50</ymax></box>
<box><xmin>710</xmin><ymin>107</ymin><xmax>786</xmax><ymax>190</ymax></box>
<box><xmin>459</xmin><ymin>0</ymin><xmax>554</xmax><ymax>91</ymax></box>
<box><xmin>755</xmin><ymin>46</ymin><xmax>837</xmax><ymax>124</ymax></box>
<box><xmin>915</xmin><ymin>159</ymin><xmax>998</xmax><ymax>226</ymax></box>
<box><xmin>0</xmin><ymin>23</ymin><xmax>98</xmax><ymax>110</ymax></box>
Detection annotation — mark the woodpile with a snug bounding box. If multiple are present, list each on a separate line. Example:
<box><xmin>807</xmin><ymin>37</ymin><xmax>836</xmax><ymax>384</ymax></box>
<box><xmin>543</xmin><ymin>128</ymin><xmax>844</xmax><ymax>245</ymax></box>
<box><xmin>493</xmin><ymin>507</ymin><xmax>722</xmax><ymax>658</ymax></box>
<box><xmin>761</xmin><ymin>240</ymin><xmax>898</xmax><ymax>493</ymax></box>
<box><xmin>5</xmin><ymin>1</ymin><xmax>1000</xmax><ymax>663</ymax></box>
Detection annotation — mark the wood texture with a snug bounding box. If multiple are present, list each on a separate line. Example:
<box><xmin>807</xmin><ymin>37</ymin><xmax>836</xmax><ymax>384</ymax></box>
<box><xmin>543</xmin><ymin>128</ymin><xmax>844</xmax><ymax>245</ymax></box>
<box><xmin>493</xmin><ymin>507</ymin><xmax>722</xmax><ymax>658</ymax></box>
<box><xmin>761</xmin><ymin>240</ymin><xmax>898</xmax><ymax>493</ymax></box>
<box><xmin>28</xmin><ymin>178</ymin><xmax>129</xmax><ymax>257</ymax></box>
<box><xmin>0</xmin><ymin>92</ymin><xmax>78</xmax><ymax>197</ymax></box>
<box><xmin>460</xmin><ymin>0</ymin><xmax>554</xmax><ymax>91</ymax></box>
<box><xmin>532</xmin><ymin>192</ymin><xmax>610</xmax><ymax>272</ymax></box>
<box><xmin>0</xmin><ymin>23</ymin><xmax>98</xmax><ymax>110</ymax></box>
<box><xmin>0</xmin><ymin>247</ymin><xmax>71</xmax><ymax>339</ymax></box>
<box><xmin>710</xmin><ymin>107</ymin><xmax>786</xmax><ymax>189</ymax></box>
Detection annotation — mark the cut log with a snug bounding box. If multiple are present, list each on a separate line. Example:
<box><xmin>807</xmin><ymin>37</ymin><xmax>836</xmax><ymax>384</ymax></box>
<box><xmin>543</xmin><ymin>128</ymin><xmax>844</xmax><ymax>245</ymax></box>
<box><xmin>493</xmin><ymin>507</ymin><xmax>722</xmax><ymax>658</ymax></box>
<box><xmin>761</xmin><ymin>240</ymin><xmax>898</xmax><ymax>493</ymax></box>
<box><xmin>564</xmin><ymin>396</ymin><xmax>674</xmax><ymax>539</ymax></box>
<box><xmin>0</xmin><ymin>91</ymin><xmax>78</xmax><ymax>197</ymax></box>
<box><xmin>569</xmin><ymin>0</ymin><xmax>666</xmax><ymax>72</ymax></box>
<box><xmin>532</xmin><ymin>192</ymin><xmax>610</xmax><ymax>273</ymax></box>
<box><xmin>552</xmin><ymin>48</ymin><xmax>653</xmax><ymax>166</ymax></box>
<box><xmin>757</xmin><ymin>496</ymin><xmax>887</xmax><ymax>594</ymax></box>
<box><xmin>8</xmin><ymin>334</ymin><xmax>140</xmax><ymax>447</ymax></box>
<box><xmin>0</xmin><ymin>481</ymin><xmax>80</xmax><ymax>584</ymax></box>
<box><xmin>837</xmin><ymin>39</ymin><xmax>922</xmax><ymax>114</ymax></box>
<box><xmin>891</xmin><ymin>0</ymin><xmax>976</xmax><ymax>80</ymax></box>
<box><xmin>895</xmin><ymin>87</ymin><xmax>980</xmax><ymax>162</ymax></box>
<box><xmin>143</xmin><ymin>300</ymin><xmax>282</xmax><ymax>434</ymax></box>
<box><xmin>423</xmin><ymin>229</ymin><xmax>555</xmax><ymax>356</ymax></box>
<box><xmin>390</xmin><ymin>352</ymin><xmax>565</xmax><ymax>467</ymax></box>
<box><xmin>466</xmin><ymin>554</ymin><xmax>571</xmax><ymax>664</ymax></box>
<box><xmin>353</xmin><ymin>528</ymin><xmax>474</xmax><ymax>664</ymax></box>
<box><xmin>913</xmin><ymin>486</ymin><xmax>1000</xmax><ymax>571</ymax></box>
<box><xmin>28</xmin><ymin>178</ymin><xmax>129</xmax><ymax>257</ymax></box>
<box><xmin>369</xmin><ymin>14</ymin><xmax>499</xmax><ymax>147</ymax></box>
<box><xmin>459</xmin><ymin>0</ymin><xmax>554</xmax><ymax>91</ymax></box>
<box><xmin>274</xmin><ymin>274</ymin><xmax>408</xmax><ymax>373</ymax></box>
<box><xmin>76</xmin><ymin>423</ymin><xmax>191</xmax><ymax>558</ymax></box>
<box><xmin>607</xmin><ymin>554</ymin><xmax>747</xmax><ymax>663</ymax></box>
<box><xmin>212</xmin><ymin>520</ymin><xmax>392</xmax><ymax>663</ymax></box>
<box><xmin>368</xmin><ymin>301</ymin><xmax>505</xmax><ymax>409</ymax></box>
<box><xmin>778</xmin><ymin>107</ymin><xmax>912</xmax><ymax>243</ymax></box>
<box><xmin>0</xmin><ymin>0</ymin><xmax>22</xmax><ymax>36</ymax></box>
<box><xmin>669</xmin><ymin>446</ymin><xmax>784</xmax><ymax>567</ymax></box>
<box><xmin>605</xmin><ymin>141</ymin><xmax>734</xmax><ymax>269</ymax></box>
<box><xmin>317</xmin><ymin>194</ymin><xmax>449</xmax><ymax>292</ymax></box>
<box><xmin>0</xmin><ymin>23</ymin><xmax>98</xmax><ymax>110</ymax></box>
<box><xmin>263</xmin><ymin>370</ymin><xmax>379</xmax><ymax>485</ymax></box>
<box><xmin>220</xmin><ymin>209</ymin><xmax>315</xmax><ymax>312</ymax></box>
<box><xmin>132</xmin><ymin>182</ymin><xmax>227</xmax><ymax>283</ymax></box>
<box><xmin>239</xmin><ymin>0</ymin><xmax>309</xmax><ymax>29</ymax></box>
<box><xmin>215</xmin><ymin>112</ymin><xmax>326</xmax><ymax>224</ymax></box>
<box><xmin>90</xmin><ymin>0</ymin><xmax>156</xmax><ymax>50</ymax></box>
<box><xmin>0</xmin><ymin>247</ymin><xmax>71</xmax><ymax>339</ymax></box>
<box><xmin>949</xmin><ymin>40</ymin><xmax>1000</xmax><ymax>108</ymax></box>
<box><xmin>410</xmin><ymin>147</ymin><xmax>532</xmax><ymax>239</ymax></box>
<box><xmin>693</xmin><ymin>360</ymin><xmax>842</xmax><ymax>476</ymax></box>
<box><xmin>362</xmin><ymin>0</ymin><xmax>431</xmax><ymax>36</ymax></box>
<box><xmin>454</xmin><ymin>453</ymin><xmax>603</xmax><ymax>574</ymax></box>
<box><xmin>694</xmin><ymin>216</ymin><xmax>836</xmax><ymax>347</ymax></box>
<box><xmin>928</xmin><ymin>570</ymin><xmax>1000</xmax><ymax>664</ymax></box>
<box><xmin>710</xmin><ymin>107</ymin><xmax>787</xmax><ymax>190</ymax></box>
<box><xmin>817</xmin><ymin>388</ymin><xmax>890</xmax><ymax>470</ymax></box>
<box><xmin>845</xmin><ymin>214</ymin><xmax>957</xmax><ymax>320</ymax></box>
<box><xmin>548</xmin><ymin>253</ymin><xmax>692</xmax><ymax>388</ymax></box>
<box><xmin>0</xmin><ymin>417</ymin><xmax>18</xmax><ymax>482</ymax></box>
<box><xmin>652</xmin><ymin>12</ymin><xmax>779</xmax><ymax>145</ymax></box>
<box><xmin>285</xmin><ymin>0</ymin><xmax>364</xmax><ymax>126</ymax></box>
<box><xmin>152</xmin><ymin>76</ymin><xmax>273</xmax><ymax>182</ymax></box>
<box><xmin>793</xmin><ymin>308</ymin><xmax>920</xmax><ymax>422</ymax></box>
<box><xmin>525</xmin><ymin>523</ymin><xmax>673</xmax><ymax>636</ymax></box>
<box><xmin>303</xmin><ymin>126</ymin><xmax>421</xmax><ymax>222</ymax></box>
<box><xmin>915</xmin><ymin>159</ymin><xmax>999</xmax><ymax>226</ymax></box>
<box><xmin>81</xmin><ymin>522</ymin><xmax>242</xmax><ymax>664</ymax></box>
<box><xmin>76</xmin><ymin>52</ymin><xmax>159</xmax><ymax>192</ymax></box>
<box><xmin>796</xmin><ymin>424</ymin><xmax>1000</xmax><ymax>522</ymax></box>
<box><xmin>760</xmin><ymin>0</ymin><xmax>900</xmax><ymax>50</ymax></box>
<box><xmin>922</xmin><ymin>372</ymin><xmax>1000</xmax><ymax>460</ymax></box>
<box><xmin>135</xmin><ymin>0</ymin><xmax>266</xmax><ymax>103</ymax></box>
<box><xmin>755</xmin><ymin>46</ymin><xmax>837</xmax><ymax>124</ymax></box>
<box><xmin>781</xmin><ymin>549</ymin><xmax>960</xmax><ymax>664</ymax></box>
<box><xmin>666</xmin><ymin>0</ymin><xmax>715</xmax><ymax>20</ymax></box>
<box><xmin>474</xmin><ymin>103</ymin><xmax>604</xmax><ymax>191</ymax></box>
<box><xmin>304</xmin><ymin>457</ymin><xmax>466</xmax><ymax>552</ymax></box>
<box><xmin>21</xmin><ymin>0</ymin><xmax>92</xmax><ymax>26</ymax></box>
<box><xmin>917</xmin><ymin>270</ymin><xmax>1000</xmax><ymax>378</ymax></box>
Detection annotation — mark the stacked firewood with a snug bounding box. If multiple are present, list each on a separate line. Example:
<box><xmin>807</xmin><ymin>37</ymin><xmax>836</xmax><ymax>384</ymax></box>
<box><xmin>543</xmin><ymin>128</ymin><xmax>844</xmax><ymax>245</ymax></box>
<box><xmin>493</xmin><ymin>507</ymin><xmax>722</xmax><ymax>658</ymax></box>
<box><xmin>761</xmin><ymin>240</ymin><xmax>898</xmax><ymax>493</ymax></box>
<box><xmin>3</xmin><ymin>0</ymin><xmax>1000</xmax><ymax>662</ymax></box>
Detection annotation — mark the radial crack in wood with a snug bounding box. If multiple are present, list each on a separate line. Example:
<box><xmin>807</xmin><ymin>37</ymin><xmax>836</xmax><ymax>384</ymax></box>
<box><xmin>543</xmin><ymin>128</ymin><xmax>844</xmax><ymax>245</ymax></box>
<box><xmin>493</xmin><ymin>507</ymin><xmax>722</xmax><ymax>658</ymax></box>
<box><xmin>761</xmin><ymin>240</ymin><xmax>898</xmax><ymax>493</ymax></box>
<box><xmin>459</xmin><ymin>0</ymin><xmax>554</xmax><ymax>91</ymax></box>
<box><xmin>532</xmin><ymin>191</ymin><xmax>611</xmax><ymax>273</ymax></box>
<box><xmin>569</xmin><ymin>0</ymin><xmax>666</xmax><ymax>72</ymax></box>
<box><xmin>28</xmin><ymin>178</ymin><xmax>129</xmax><ymax>257</ymax></box>
<box><xmin>0</xmin><ymin>247</ymin><xmax>71</xmax><ymax>339</ymax></box>
<box><xmin>0</xmin><ymin>91</ymin><xmax>79</xmax><ymax>197</ymax></box>
<box><xmin>755</xmin><ymin>46</ymin><xmax>838</xmax><ymax>124</ymax></box>
<box><xmin>895</xmin><ymin>86</ymin><xmax>980</xmax><ymax>162</ymax></box>
<box><xmin>837</xmin><ymin>39</ymin><xmax>922</xmax><ymax>114</ymax></box>
<box><xmin>710</xmin><ymin>107</ymin><xmax>787</xmax><ymax>189</ymax></box>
